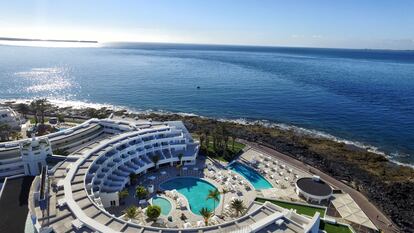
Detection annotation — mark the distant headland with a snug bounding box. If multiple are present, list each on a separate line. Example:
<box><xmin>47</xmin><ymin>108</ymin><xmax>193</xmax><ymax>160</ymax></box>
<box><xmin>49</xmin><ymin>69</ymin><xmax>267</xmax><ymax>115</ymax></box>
<box><xmin>0</xmin><ymin>37</ymin><xmax>98</xmax><ymax>43</ymax></box>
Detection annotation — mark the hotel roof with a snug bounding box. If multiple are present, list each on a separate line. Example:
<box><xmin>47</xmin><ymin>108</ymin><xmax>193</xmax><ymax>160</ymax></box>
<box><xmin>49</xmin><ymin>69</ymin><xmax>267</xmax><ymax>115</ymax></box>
<box><xmin>296</xmin><ymin>177</ymin><xmax>332</xmax><ymax>197</ymax></box>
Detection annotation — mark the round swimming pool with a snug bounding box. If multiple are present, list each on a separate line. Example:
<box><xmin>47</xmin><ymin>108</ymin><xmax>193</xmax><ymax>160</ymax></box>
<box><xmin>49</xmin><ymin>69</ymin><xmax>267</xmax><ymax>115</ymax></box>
<box><xmin>160</xmin><ymin>177</ymin><xmax>220</xmax><ymax>215</ymax></box>
<box><xmin>152</xmin><ymin>196</ymin><xmax>172</xmax><ymax>216</ymax></box>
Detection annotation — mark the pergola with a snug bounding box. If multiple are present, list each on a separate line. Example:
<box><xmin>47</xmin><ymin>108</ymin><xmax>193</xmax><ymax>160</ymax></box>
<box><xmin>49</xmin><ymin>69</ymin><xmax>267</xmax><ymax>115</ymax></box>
<box><xmin>331</xmin><ymin>194</ymin><xmax>377</xmax><ymax>231</ymax></box>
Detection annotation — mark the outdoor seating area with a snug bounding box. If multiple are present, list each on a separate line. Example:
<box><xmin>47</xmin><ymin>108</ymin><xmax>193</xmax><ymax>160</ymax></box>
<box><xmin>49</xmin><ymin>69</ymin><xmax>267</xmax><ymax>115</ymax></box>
<box><xmin>106</xmin><ymin>155</ymin><xmax>258</xmax><ymax>228</ymax></box>
<box><xmin>238</xmin><ymin>149</ymin><xmax>311</xmax><ymax>202</ymax></box>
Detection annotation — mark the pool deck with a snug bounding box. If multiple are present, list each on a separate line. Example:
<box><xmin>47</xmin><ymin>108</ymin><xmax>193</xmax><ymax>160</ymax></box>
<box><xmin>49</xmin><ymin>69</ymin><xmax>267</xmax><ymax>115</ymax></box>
<box><xmin>106</xmin><ymin>155</ymin><xmax>258</xmax><ymax>227</ymax></box>
<box><xmin>239</xmin><ymin>141</ymin><xmax>381</xmax><ymax>232</ymax></box>
<box><xmin>104</xmin><ymin>147</ymin><xmax>334</xmax><ymax>229</ymax></box>
<box><xmin>237</xmin><ymin>149</ymin><xmax>312</xmax><ymax>203</ymax></box>
<box><xmin>25</xmin><ymin>118</ymin><xmax>325</xmax><ymax>233</ymax></box>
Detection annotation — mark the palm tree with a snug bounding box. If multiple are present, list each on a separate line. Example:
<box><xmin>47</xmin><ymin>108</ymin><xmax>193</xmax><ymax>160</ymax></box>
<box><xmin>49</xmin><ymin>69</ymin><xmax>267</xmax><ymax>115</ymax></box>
<box><xmin>15</xmin><ymin>103</ymin><xmax>30</xmax><ymax>118</ymax></box>
<box><xmin>221</xmin><ymin>125</ymin><xmax>229</xmax><ymax>150</ymax></box>
<box><xmin>177</xmin><ymin>153</ymin><xmax>183</xmax><ymax>165</ymax></box>
<box><xmin>199</xmin><ymin>207</ymin><xmax>213</xmax><ymax>226</ymax></box>
<box><xmin>204</xmin><ymin>130</ymin><xmax>210</xmax><ymax>155</ymax></box>
<box><xmin>129</xmin><ymin>173</ymin><xmax>138</xmax><ymax>185</ymax></box>
<box><xmin>231</xmin><ymin>136</ymin><xmax>236</xmax><ymax>151</ymax></box>
<box><xmin>35</xmin><ymin>99</ymin><xmax>51</xmax><ymax>124</ymax></box>
<box><xmin>199</xmin><ymin>134</ymin><xmax>205</xmax><ymax>150</ymax></box>
<box><xmin>212</xmin><ymin>129</ymin><xmax>217</xmax><ymax>151</ymax></box>
<box><xmin>230</xmin><ymin>199</ymin><xmax>246</xmax><ymax>217</ymax></box>
<box><xmin>206</xmin><ymin>189</ymin><xmax>220</xmax><ymax>215</ymax></box>
<box><xmin>10</xmin><ymin>131</ymin><xmax>22</xmax><ymax>140</ymax></box>
<box><xmin>29</xmin><ymin>101</ymin><xmax>39</xmax><ymax>125</ymax></box>
<box><xmin>151</xmin><ymin>154</ymin><xmax>160</xmax><ymax>169</ymax></box>
<box><xmin>135</xmin><ymin>186</ymin><xmax>148</xmax><ymax>200</ymax></box>
<box><xmin>118</xmin><ymin>189</ymin><xmax>129</xmax><ymax>199</ymax></box>
<box><xmin>123</xmin><ymin>205</ymin><xmax>139</xmax><ymax>220</ymax></box>
<box><xmin>0</xmin><ymin>124</ymin><xmax>11</xmax><ymax>141</ymax></box>
<box><xmin>220</xmin><ymin>188</ymin><xmax>229</xmax><ymax>214</ymax></box>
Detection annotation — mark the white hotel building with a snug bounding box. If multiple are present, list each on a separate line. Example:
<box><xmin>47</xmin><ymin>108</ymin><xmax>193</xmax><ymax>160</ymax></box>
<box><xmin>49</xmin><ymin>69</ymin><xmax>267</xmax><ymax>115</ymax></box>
<box><xmin>0</xmin><ymin>117</ymin><xmax>320</xmax><ymax>233</ymax></box>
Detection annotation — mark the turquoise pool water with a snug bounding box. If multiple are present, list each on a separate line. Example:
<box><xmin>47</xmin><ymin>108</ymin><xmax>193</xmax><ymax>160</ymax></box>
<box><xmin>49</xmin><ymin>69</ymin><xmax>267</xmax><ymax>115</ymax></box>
<box><xmin>228</xmin><ymin>162</ymin><xmax>273</xmax><ymax>190</ymax></box>
<box><xmin>152</xmin><ymin>196</ymin><xmax>172</xmax><ymax>216</ymax></box>
<box><xmin>160</xmin><ymin>177</ymin><xmax>220</xmax><ymax>215</ymax></box>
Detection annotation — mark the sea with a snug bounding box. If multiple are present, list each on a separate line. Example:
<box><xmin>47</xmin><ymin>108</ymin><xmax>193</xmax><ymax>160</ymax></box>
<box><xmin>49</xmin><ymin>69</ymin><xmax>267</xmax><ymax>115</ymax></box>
<box><xmin>0</xmin><ymin>42</ymin><xmax>413</xmax><ymax>166</ymax></box>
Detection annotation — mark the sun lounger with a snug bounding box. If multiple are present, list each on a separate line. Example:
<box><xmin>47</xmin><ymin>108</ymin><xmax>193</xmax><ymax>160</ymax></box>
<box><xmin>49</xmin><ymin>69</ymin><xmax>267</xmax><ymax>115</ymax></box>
<box><xmin>183</xmin><ymin>222</ymin><xmax>193</xmax><ymax>228</ymax></box>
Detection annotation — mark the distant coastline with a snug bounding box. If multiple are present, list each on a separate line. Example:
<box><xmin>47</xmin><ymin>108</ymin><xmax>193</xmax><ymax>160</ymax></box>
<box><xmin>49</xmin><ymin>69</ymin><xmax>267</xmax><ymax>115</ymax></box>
<box><xmin>0</xmin><ymin>37</ymin><xmax>98</xmax><ymax>43</ymax></box>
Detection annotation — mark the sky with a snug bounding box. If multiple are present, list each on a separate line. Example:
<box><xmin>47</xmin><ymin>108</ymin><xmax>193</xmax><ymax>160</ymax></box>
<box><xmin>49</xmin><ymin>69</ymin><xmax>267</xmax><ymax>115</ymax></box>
<box><xmin>1</xmin><ymin>0</ymin><xmax>414</xmax><ymax>49</ymax></box>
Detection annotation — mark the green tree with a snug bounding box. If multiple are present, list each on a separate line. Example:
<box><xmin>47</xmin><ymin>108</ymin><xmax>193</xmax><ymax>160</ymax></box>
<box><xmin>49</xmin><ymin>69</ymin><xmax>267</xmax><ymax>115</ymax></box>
<box><xmin>220</xmin><ymin>188</ymin><xmax>229</xmax><ymax>214</ymax></box>
<box><xmin>129</xmin><ymin>173</ymin><xmax>138</xmax><ymax>185</ymax></box>
<box><xmin>199</xmin><ymin>134</ymin><xmax>205</xmax><ymax>150</ymax></box>
<box><xmin>29</xmin><ymin>101</ymin><xmax>39</xmax><ymax>125</ymax></box>
<box><xmin>123</xmin><ymin>205</ymin><xmax>138</xmax><ymax>220</ymax></box>
<box><xmin>57</xmin><ymin>114</ymin><xmax>65</xmax><ymax>123</ymax></box>
<box><xmin>29</xmin><ymin>99</ymin><xmax>51</xmax><ymax>125</ymax></box>
<box><xmin>118</xmin><ymin>189</ymin><xmax>129</xmax><ymax>200</ymax></box>
<box><xmin>146</xmin><ymin>205</ymin><xmax>161</xmax><ymax>221</ymax></box>
<box><xmin>199</xmin><ymin>207</ymin><xmax>213</xmax><ymax>226</ymax></box>
<box><xmin>151</xmin><ymin>154</ymin><xmax>160</xmax><ymax>169</ymax></box>
<box><xmin>0</xmin><ymin>124</ymin><xmax>11</xmax><ymax>141</ymax></box>
<box><xmin>230</xmin><ymin>199</ymin><xmax>246</xmax><ymax>217</ymax></box>
<box><xmin>135</xmin><ymin>186</ymin><xmax>148</xmax><ymax>200</ymax></box>
<box><xmin>178</xmin><ymin>153</ymin><xmax>183</xmax><ymax>165</ymax></box>
<box><xmin>10</xmin><ymin>131</ymin><xmax>22</xmax><ymax>140</ymax></box>
<box><xmin>204</xmin><ymin>130</ymin><xmax>210</xmax><ymax>155</ymax></box>
<box><xmin>35</xmin><ymin>99</ymin><xmax>51</xmax><ymax>124</ymax></box>
<box><xmin>221</xmin><ymin>125</ymin><xmax>229</xmax><ymax>150</ymax></box>
<box><xmin>15</xmin><ymin>103</ymin><xmax>30</xmax><ymax>118</ymax></box>
<box><xmin>53</xmin><ymin>148</ymin><xmax>69</xmax><ymax>156</ymax></box>
<box><xmin>207</xmin><ymin>189</ymin><xmax>220</xmax><ymax>215</ymax></box>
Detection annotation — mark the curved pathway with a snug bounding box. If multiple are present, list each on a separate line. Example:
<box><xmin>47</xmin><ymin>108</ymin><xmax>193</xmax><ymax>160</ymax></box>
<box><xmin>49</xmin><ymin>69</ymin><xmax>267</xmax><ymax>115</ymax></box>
<box><xmin>238</xmin><ymin>139</ymin><xmax>399</xmax><ymax>233</ymax></box>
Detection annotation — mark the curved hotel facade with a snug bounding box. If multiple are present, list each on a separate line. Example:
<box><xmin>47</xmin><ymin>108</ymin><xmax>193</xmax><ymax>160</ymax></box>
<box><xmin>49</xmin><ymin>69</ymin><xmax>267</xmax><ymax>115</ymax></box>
<box><xmin>0</xmin><ymin>117</ymin><xmax>320</xmax><ymax>233</ymax></box>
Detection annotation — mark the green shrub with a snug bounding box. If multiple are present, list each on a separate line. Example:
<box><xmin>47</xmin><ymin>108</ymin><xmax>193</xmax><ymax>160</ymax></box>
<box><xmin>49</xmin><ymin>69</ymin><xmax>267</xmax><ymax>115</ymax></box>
<box><xmin>118</xmin><ymin>189</ymin><xmax>129</xmax><ymax>199</ymax></box>
<box><xmin>146</xmin><ymin>205</ymin><xmax>161</xmax><ymax>220</ymax></box>
<box><xmin>135</xmin><ymin>186</ymin><xmax>148</xmax><ymax>199</ymax></box>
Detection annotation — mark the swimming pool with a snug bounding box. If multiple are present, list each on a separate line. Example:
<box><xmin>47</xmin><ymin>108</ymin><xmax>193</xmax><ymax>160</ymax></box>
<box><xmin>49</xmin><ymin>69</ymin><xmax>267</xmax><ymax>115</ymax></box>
<box><xmin>160</xmin><ymin>177</ymin><xmax>220</xmax><ymax>215</ymax></box>
<box><xmin>152</xmin><ymin>196</ymin><xmax>172</xmax><ymax>216</ymax></box>
<box><xmin>228</xmin><ymin>162</ymin><xmax>273</xmax><ymax>190</ymax></box>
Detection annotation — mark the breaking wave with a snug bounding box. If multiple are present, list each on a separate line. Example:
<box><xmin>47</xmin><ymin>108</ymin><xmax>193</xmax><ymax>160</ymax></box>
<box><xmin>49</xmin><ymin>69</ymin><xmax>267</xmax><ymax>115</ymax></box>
<box><xmin>1</xmin><ymin>98</ymin><xmax>412</xmax><ymax>168</ymax></box>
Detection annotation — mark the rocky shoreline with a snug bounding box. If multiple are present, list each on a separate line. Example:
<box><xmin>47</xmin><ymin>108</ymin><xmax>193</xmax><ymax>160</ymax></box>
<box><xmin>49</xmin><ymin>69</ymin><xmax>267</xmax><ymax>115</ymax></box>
<box><xmin>3</xmin><ymin>101</ymin><xmax>414</xmax><ymax>232</ymax></box>
<box><xmin>118</xmin><ymin>111</ymin><xmax>414</xmax><ymax>232</ymax></box>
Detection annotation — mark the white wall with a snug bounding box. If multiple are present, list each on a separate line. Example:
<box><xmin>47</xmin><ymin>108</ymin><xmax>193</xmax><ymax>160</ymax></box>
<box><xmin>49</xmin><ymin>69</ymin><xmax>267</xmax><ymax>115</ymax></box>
<box><xmin>100</xmin><ymin>192</ymin><xmax>119</xmax><ymax>208</ymax></box>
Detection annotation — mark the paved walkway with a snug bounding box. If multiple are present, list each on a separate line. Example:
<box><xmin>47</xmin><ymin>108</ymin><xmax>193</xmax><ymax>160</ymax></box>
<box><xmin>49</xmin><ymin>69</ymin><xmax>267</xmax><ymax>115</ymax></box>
<box><xmin>105</xmin><ymin>157</ymin><xmax>257</xmax><ymax>228</ymax></box>
<box><xmin>238</xmin><ymin>139</ymin><xmax>399</xmax><ymax>233</ymax></box>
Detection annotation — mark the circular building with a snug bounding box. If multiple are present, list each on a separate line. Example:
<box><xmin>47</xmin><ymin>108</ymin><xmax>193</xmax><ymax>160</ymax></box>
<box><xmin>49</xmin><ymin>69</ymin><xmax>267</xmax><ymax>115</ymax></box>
<box><xmin>295</xmin><ymin>176</ymin><xmax>332</xmax><ymax>203</ymax></box>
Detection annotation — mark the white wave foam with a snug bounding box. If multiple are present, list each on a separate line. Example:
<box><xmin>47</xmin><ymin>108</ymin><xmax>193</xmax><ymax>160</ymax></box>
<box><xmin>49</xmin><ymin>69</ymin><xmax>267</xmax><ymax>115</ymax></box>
<box><xmin>1</xmin><ymin>98</ymin><xmax>413</xmax><ymax>168</ymax></box>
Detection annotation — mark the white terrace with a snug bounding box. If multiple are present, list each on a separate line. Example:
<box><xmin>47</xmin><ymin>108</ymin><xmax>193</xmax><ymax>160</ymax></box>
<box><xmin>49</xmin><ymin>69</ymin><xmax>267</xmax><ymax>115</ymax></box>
<box><xmin>28</xmin><ymin>119</ymin><xmax>320</xmax><ymax>233</ymax></box>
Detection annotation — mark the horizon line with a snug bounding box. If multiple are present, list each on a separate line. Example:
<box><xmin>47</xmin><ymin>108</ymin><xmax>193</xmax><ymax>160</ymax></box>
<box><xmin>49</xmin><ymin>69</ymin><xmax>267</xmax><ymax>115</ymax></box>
<box><xmin>1</xmin><ymin>36</ymin><xmax>413</xmax><ymax>52</ymax></box>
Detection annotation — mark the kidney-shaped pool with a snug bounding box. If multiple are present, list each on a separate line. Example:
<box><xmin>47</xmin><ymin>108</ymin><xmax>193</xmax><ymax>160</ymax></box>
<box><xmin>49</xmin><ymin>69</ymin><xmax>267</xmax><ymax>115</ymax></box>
<box><xmin>160</xmin><ymin>177</ymin><xmax>220</xmax><ymax>215</ymax></box>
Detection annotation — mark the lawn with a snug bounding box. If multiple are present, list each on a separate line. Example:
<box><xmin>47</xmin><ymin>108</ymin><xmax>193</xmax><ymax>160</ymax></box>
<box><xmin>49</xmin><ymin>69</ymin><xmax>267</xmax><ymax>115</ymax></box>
<box><xmin>320</xmin><ymin>221</ymin><xmax>353</xmax><ymax>233</ymax></box>
<box><xmin>255</xmin><ymin>198</ymin><xmax>326</xmax><ymax>218</ymax></box>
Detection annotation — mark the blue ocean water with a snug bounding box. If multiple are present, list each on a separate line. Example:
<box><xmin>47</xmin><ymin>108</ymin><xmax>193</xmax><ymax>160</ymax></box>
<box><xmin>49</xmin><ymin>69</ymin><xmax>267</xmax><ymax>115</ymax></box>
<box><xmin>0</xmin><ymin>43</ymin><xmax>413</xmax><ymax>165</ymax></box>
